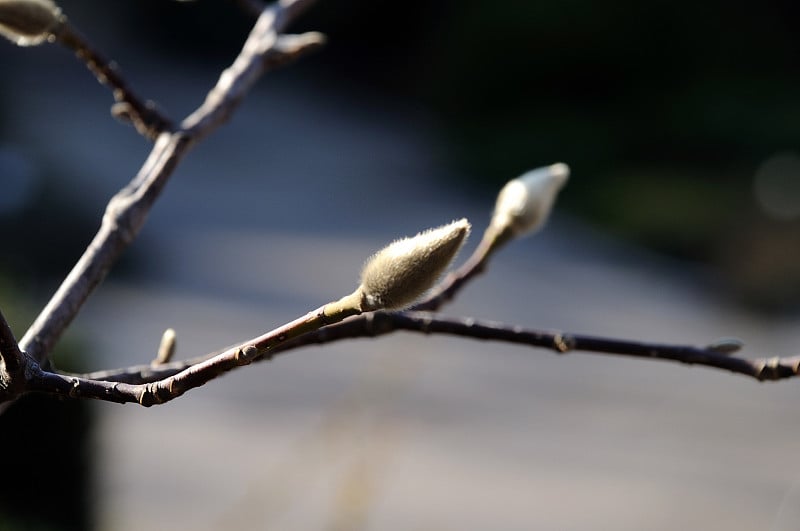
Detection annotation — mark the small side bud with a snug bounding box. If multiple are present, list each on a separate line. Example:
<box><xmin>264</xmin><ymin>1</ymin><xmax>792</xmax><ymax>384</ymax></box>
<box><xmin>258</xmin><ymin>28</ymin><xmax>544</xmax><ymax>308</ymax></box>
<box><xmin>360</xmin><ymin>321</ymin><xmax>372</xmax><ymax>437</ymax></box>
<box><xmin>358</xmin><ymin>219</ymin><xmax>471</xmax><ymax>311</ymax></box>
<box><xmin>0</xmin><ymin>0</ymin><xmax>62</xmax><ymax>46</ymax></box>
<box><xmin>706</xmin><ymin>337</ymin><xmax>744</xmax><ymax>355</ymax></box>
<box><xmin>152</xmin><ymin>328</ymin><xmax>177</xmax><ymax>366</ymax></box>
<box><xmin>490</xmin><ymin>163</ymin><xmax>569</xmax><ymax>239</ymax></box>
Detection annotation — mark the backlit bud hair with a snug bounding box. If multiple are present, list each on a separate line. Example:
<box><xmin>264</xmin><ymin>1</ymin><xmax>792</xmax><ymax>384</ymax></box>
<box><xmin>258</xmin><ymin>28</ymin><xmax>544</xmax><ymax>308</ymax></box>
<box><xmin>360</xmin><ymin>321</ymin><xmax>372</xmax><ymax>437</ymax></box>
<box><xmin>0</xmin><ymin>0</ymin><xmax>62</xmax><ymax>46</ymax></box>
<box><xmin>358</xmin><ymin>219</ymin><xmax>471</xmax><ymax>311</ymax></box>
<box><xmin>490</xmin><ymin>163</ymin><xmax>569</xmax><ymax>238</ymax></box>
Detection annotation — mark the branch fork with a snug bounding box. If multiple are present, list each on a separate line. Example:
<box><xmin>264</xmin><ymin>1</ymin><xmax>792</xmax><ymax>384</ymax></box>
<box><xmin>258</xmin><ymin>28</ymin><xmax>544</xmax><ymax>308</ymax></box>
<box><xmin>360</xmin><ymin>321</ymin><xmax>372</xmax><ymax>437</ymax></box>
<box><xmin>2</xmin><ymin>0</ymin><xmax>800</xmax><ymax>413</ymax></box>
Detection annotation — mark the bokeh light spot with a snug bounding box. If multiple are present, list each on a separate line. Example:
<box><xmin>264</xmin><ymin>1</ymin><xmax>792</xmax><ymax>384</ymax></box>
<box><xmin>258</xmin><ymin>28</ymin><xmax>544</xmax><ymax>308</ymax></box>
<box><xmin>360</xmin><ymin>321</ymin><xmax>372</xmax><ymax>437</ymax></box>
<box><xmin>753</xmin><ymin>152</ymin><xmax>800</xmax><ymax>221</ymax></box>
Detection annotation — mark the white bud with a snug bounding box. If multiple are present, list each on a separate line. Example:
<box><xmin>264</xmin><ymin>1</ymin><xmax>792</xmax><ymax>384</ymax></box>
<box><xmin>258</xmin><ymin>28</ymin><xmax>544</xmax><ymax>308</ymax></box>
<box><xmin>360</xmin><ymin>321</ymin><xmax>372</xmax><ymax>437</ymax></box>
<box><xmin>490</xmin><ymin>163</ymin><xmax>569</xmax><ymax>238</ymax></box>
<box><xmin>0</xmin><ymin>0</ymin><xmax>62</xmax><ymax>46</ymax></box>
<box><xmin>359</xmin><ymin>219</ymin><xmax>471</xmax><ymax>311</ymax></box>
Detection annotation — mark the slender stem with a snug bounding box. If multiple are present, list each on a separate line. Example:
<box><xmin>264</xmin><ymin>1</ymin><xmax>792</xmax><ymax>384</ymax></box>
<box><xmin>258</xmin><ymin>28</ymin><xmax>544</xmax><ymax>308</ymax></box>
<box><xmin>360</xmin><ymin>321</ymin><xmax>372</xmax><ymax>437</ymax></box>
<box><xmin>410</xmin><ymin>230</ymin><xmax>496</xmax><ymax>312</ymax></box>
<box><xmin>19</xmin><ymin>133</ymin><xmax>188</xmax><ymax>363</ymax></box>
<box><xmin>0</xmin><ymin>307</ymin><xmax>26</xmax><ymax>403</ymax></box>
<box><xmin>180</xmin><ymin>1</ymin><xmax>322</xmax><ymax>137</ymax></box>
<box><xmin>19</xmin><ymin>0</ymin><xmax>322</xmax><ymax>366</ymax></box>
<box><xmin>67</xmin><ymin>310</ymin><xmax>800</xmax><ymax>390</ymax></box>
<box><xmin>386</xmin><ymin>313</ymin><xmax>800</xmax><ymax>381</ymax></box>
<box><xmin>54</xmin><ymin>22</ymin><xmax>172</xmax><ymax>139</ymax></box>
<box><xmin>30</xmin><ymin>298</ymin><xmax>361</xmax><ymax>406</ymax></box>
<box><xmin>0</xmin><ymin>308</ymin><xmax>23</xmax><ymax>374</ymax></box>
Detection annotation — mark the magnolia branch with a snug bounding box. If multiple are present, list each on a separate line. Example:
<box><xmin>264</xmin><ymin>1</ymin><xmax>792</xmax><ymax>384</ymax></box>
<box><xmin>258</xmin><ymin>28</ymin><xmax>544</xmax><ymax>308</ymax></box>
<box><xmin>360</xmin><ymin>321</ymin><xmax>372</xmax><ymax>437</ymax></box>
<box><xmin>53</xmin><ymin>23</ymin><xmax>173</xmax><ymax>139</ymax></box>
<box><xmin>18</xmin><ymin>0</ymin><xmax>321</xmax><ymax>367</ymax></box>
<box><xmin>18</xmin><ymin>160</ymin><xmax>800</xmax><ymax>406</ymax></box>
<box><xmin>2</xmin><ymin>1</ymin><xmax>799</xmax><ymax>412</ymax></box>
<box><xmin>65</xmin><ymin>311</ymin><xmax>800</xmax><ymax>393</ymax></box>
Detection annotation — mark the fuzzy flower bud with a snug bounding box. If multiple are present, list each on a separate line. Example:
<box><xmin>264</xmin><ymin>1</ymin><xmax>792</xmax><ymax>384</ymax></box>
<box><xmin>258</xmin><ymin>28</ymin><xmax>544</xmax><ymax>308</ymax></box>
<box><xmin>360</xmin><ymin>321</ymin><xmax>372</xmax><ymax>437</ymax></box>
<box><xmin>358</xmin><ymin>219</ymin><xmax>471</xmax><ymax>311</ymax></box>
<box><xmin>490</xmin><ymin>163</ymin><xmax>569</xmax><ymax>238</ymax></box>
<box><xmin>0</xmin><ymin>0</ymin><xmax>62</xmax><ymax>46</ymax></box>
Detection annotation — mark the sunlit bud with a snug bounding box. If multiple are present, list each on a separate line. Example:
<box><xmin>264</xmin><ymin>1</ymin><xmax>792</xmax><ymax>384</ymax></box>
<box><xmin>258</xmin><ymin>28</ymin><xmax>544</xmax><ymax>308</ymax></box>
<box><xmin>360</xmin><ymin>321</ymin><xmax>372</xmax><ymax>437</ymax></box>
<box><xmin>0</xmin><ymin>0</ymin><xmax>62</xmax><ymax>46</ymax></box>
<box><xmin>490</xmin><ymin>163</ymin><xmax>569</xmax><ymax>238</ymax></box>
<box><xmin>358</xmin><ymin>219</ymin><xmax>471</xmax><ymax>311</ymax></box>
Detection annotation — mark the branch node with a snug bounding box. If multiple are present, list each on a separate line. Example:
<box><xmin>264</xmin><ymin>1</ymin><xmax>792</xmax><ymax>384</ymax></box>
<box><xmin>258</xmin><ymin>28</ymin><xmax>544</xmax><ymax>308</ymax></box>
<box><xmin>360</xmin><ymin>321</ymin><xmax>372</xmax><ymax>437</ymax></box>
<box><xmin>706</xmin><ymin>337</ymin><xmax>744</xmax><ymax>355</ymax></box>
<box><xmin>235</xmin><ymin>345</ymin><xmax>259</xmax><ymax>364</ymax></box>
<box><xmin>138</xmin><ymin>382</ymin><xmax>168</xmax><ymax>407</ymax></box>
<box><xmin>553</xmin><ymin>333</ymin><xmax>573</xmax><ymax>353</ymax></box>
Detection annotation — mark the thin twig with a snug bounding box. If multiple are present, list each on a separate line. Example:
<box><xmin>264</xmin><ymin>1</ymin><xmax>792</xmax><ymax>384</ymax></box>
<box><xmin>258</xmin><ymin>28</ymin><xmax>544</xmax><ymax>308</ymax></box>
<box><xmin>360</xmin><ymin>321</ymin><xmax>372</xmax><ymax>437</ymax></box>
<box><xmin>0</xmin><ymin>308</ymin><xmax>23</xmax><ymax>374</ymax></box>
<box><xmin>53</xmin><ymin>22</ymin><xmax>172</xmax><ymax>139</ymax></box>
<box><xmin>261</xmin><ymin>224</ymin><xmax>500</xmax><ymax>357</ymax></box>
<box><xmin>180</xmin><ymin>4</ymin><xmax>322</xmax><ymax>137</ymax></box>
<box><xmin>19</xmin><ymin>132</ymin><xmax>189</xmax><ymax>364</ymax></box>
<box><xmin>386</xmin><ymin>313</ymin><xmax>800</xmax><ymax>381</ymax></box>
<box><xmin>0</xmin><ymin>308</ymin><xmax>27</xmax><ymax>402</ymax></box>
<box><xmin>19</xmin><ymin>0</ymin><xmax>321</xmax><ymax>368</ymax></box>
<box><xmin>65</xmin><ymin>311</ymin><xmax>800</xmax><ymax>390</ymax></box>
<box><xmin>30</xmin><ymin>301</ymin><xmax>359</xmax><ymax>405</ymax></box>
<box><xmin>410</xmin><ymin>230</ymin><xmax>496</xmax><ymax>312</ymax></box>
<box><xmin>277</xmin><ymin>312</ymin><xmax>800</xmax><ymax>381</ymax></box>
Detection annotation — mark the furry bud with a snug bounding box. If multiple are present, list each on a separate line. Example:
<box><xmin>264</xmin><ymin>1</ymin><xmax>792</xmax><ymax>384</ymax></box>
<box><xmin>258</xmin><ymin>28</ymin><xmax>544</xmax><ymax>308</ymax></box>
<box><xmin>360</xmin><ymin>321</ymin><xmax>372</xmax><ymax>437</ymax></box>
<box><xmin>0</xmin><ymin>0</ymin><xmax>62</xmax><ymax>46</ymax></box>
<box><xmin>359</xmin><ymin>219</ymin><xmax>471</xmax><ymax>311</ymax></box>
<box><xmin>490</xmin><ymin>163</ymin><xmax>569</xmax><ymax>238</ymax></box>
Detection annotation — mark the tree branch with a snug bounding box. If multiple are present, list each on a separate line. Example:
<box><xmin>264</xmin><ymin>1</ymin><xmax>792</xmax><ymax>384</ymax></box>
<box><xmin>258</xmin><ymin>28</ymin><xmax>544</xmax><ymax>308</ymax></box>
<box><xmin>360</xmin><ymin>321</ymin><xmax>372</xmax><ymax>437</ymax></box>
<box><xmin>7</xmin><ymin>0</ymin><xmax>798</xmax><ymax>413</ymax></box>
<box><xmin>410</xmin><ymin>230</ymin><xmax>496</xmax><ymax>312</ymax></box>
<box><xmin>384</xmin><ymin>313</ymin><xmax>800</xmax><ymax>381</ymax></box>
<box><xmin>271</xmin><ymin>312</ymin><xmax>800</xmax><ymax>381</ymax></box>
<box><xmin>19</xmin><ymin>132</ymin><xmax>188</xmax><ymax>364</ymax></box>
<box><xmin>18</xmin><ymin>0</ymin><xmax>321</xmax><ymax>367</ymax></box>
<box><xmin>0</xmin><ymin>308</ymin><xmax>26</xmax><ymax>402</ymax></box>
<box><xmin>181</xmin><ymin>0</ymin><xmax>321</xmax><ymax>138</ymax></box>
<box><xmin>53</xmin><ymin>22</ymin><xmax>173</xmax><ymax>139</ymax></box>
<box><xmin>0</xmin><ymin>308</ymin><xmax>23</xmax><ymax>374</ymax></box>
<box><xmin>28</xmin><ymin>300</ymin><xmax>361</xmax><ymax>405</ymax></box>
<box><xmin>58</xmin><ymin>308</ymin><xmax>800</xmax><ymax>395</ymax></box>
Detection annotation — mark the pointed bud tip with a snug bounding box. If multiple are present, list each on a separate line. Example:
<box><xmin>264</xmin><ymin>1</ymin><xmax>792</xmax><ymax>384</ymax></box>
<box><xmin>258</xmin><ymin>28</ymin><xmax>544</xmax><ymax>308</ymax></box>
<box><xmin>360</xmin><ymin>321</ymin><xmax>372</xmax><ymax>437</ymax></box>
<box><xmin>359</xmin><ymin>219</ymin><xmax>471</xmax><ymax>311</ymax></box>
<box><xmin>0</xmin><ymin>0</ymin><xmax>62</xmax><ymax>46</ymax></box>
<box><xmin>491</xmin><ymin>163</ymin><xmax>570</xmax><ymax>238</ymax></box>
<box><xmin>546</xmin><ymin>162</ymin><xmax>570</xmax><ymax>183</ymax></box>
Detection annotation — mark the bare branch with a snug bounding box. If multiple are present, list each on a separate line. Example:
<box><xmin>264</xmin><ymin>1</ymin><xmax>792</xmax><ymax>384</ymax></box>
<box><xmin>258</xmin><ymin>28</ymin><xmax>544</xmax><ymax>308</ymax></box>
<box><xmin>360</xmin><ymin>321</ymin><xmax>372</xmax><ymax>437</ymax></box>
<box><xmin>274</xmin><ymin>312</ymin><xmax>800</xmax><ymax>381</ymax></box>
<box><xmin>26</xmin><ymin>218</ymin><xmax>476</xmax><ymax>403</ymax></box>
<box><xmin>64</xmin><ymin>309</ymin><xmax>800</xmax><ymax>390</ymax></box>
<box><xmin>0</xmin><ymin>307</ymin><xmax>26</xmax><ymax>403</ymax></box>
<box><xmin>384</xmin><ymin>313</ymin><xmax>800</xmax><ymax>381</ymax></box>
<box><xmin>0</xmin><ymin>308</ymin><xmax>23</xmax><ymax>374</ymax></box>
<box><xmin>19</xmin><ymin>132</ymin><xmax>189</xmax><ymax>364</ymax></box>
<box><xmin>410</xmin><ymin>230</ymin><xmax>495</xmax><ymax>312</ymax></box>
<box><xmin>53</xmin><ymin>22</ymin><xmax>173</xmax><ymax>139</ymax></box>
<box><xmin>414</xmin><ymin>163</ymin><xmax>568</xmax><ymax>312</ymax></box>
<box><xmin>181</xmin><ymin>1</ymin><xmax>322</xmax><ymax>138</ymax></box>
<box><xmin>29</xmin><ymin>300</ymin><xmax>359</xmax><ymax>405</ymax></box>
<box><xmin>19</xmin><ymin>0</ymin><xmax>321</xmax><ymax>366</ymax></box>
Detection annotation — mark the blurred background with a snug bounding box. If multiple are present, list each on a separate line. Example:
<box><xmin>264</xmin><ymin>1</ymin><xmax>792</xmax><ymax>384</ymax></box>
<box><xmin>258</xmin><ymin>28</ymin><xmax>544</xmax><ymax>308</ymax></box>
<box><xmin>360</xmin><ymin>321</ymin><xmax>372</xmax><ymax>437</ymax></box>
<box><xmin>1</xmin><ymin>0</ymin><xmax>800</xmax><ymax>529</ymax></box>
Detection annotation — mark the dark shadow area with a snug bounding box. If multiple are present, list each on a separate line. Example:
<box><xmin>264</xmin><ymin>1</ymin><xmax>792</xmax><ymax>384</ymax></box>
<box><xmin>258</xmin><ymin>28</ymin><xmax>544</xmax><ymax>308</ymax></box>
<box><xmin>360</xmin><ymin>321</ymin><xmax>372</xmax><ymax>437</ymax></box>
<box><xmin>0</xmin><ymin>393</ymin><xmax>93</xmax><ymax>531</ymax></box>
